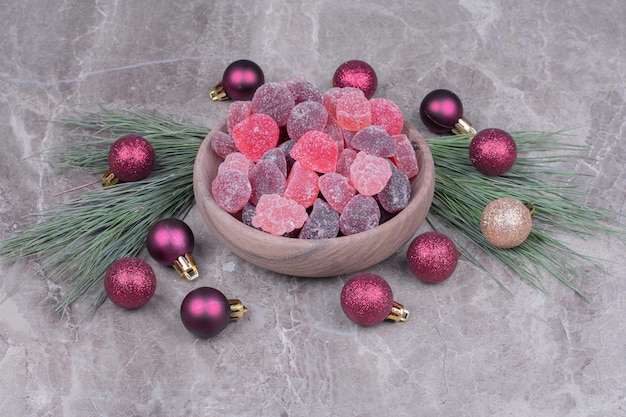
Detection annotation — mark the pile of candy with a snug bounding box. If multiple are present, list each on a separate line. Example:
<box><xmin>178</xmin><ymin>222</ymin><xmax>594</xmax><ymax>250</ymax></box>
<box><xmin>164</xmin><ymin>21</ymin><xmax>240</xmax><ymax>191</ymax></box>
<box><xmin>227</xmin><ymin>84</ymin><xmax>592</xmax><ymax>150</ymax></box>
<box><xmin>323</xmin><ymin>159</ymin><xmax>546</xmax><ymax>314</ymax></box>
<box><xmin>211</xmin><ymin>78</ymin><xmax>419</xmax><ymax>238</ymax></box>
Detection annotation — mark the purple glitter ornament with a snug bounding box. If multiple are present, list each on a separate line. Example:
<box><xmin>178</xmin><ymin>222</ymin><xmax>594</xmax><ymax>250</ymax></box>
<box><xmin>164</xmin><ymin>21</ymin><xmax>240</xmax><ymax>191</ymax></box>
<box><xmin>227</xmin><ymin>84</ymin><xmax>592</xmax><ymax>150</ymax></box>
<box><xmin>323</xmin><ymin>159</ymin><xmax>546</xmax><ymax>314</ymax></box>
<box><xmin>104</xmin><ymin>257</ymin><xmax>156</xmax><ymax>309</ymax></box>
<box><xmin>332</xmin><ymin>60</ymin><xmax>378</xmax><ymax>99</ymax></box>
<box><xmin>104</xmin><ymin>134</ymin><xmax>155</xmax><ymax>186</ymax></box>
<box><xmin>406</xmin><ymin>232</ymin><xmax>458</xmax><ymax>284</ymax></box>
<box><xmin>469</xmin><ymin>128</ymin><xmax>517</xmax><ymax>176</ymax></box>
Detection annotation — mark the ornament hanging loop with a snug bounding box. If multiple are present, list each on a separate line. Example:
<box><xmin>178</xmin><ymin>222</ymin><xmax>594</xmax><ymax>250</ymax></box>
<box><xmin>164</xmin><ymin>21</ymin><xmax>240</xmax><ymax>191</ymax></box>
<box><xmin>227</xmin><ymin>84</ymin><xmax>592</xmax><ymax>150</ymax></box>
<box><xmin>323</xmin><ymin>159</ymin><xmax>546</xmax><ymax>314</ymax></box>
<box><xmin>209</xmin><ymin>81</ymin><xmax>229</xmax><ymax>101</ymax></box>
<box><xmin>386</xmin><ymin>301</ymin><xmax>410</xmax><ymax>322</ymax></box>
<box><xmin>228</xmin><ymin>299</ymin><xmax>248</xmax><ymax>321</ymax></box>
<box><xmin>525</xmin><ymin>202</ymin><xmax>536</xmax><ymax>217</ymax></box>
<box><xmin>173</xmin><ymin>253</ymin><xmax>199</xmax><ymax>281</ymax></box>
<box><xmin>452</xmin><ymin>117</ymin><xmax>477</xmax><ymax>136</ymax></box>
<box><xmin>102</xmin><ymin>170</ymin><xmax>120</xmax><ymax>187</ymax></box>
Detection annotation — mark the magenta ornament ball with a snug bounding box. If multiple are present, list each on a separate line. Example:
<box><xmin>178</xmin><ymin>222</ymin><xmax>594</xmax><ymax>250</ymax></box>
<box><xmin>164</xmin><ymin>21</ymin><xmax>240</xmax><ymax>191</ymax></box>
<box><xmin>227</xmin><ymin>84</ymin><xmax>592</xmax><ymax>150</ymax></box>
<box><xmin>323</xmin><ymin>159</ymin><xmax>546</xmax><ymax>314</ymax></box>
<box><xmin>146</xmin><ymin>218</ymin><xmax>195</xmax><ymax>265</ymax></box>
<box><xmin>180</xmin><ymin>287</ymin><xmax>231</xmax><ymax>338</ymax></box>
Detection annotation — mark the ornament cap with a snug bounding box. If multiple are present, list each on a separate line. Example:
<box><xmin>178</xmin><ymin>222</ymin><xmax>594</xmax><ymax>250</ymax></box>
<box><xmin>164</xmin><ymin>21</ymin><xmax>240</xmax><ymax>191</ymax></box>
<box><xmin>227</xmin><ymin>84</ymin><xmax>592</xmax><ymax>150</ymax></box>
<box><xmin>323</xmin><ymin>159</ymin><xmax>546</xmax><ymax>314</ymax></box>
<box><xmin>209</xmin><ymin>81</ymin><xmax>229</xmax><ymax>101</ymax></box>
<box><xmin>228</xmin><ymin>299</ymin><xmax>248</xmax><ymax>321</ymax></box>
<box><xmin>525</xmin><ymin>201</ymin><xmax>536</xmax><ymax>217</ymax></box>
<box><xmin>102</xmin><ymin>170</ymin><xmax>120</xmax><ymax>187</ymax></box>
<box><xmin>173</xmin><ymin>253</ymin><xmax>199</xmax><ymax>281</ymax></box>
<box><xmin>452</xmin><ymin>116</ymin><xmax>477</xmax><ymax>136</ymax></box>
<box><xmin>386</xmin><ymin>301</ymin><xmax>410</xmax><ymax>323</ymax></box>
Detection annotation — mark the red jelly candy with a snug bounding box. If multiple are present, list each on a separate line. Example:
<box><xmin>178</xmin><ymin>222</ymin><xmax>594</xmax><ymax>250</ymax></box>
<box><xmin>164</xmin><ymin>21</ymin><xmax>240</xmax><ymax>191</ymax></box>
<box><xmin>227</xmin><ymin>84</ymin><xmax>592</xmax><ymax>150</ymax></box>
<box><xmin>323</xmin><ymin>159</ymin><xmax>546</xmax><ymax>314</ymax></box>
<box><xmin>232</xmin><ymin>113</ymin><xmax>280</xmax><ymax>162</ymax></box>
<box><xmin>252</xmin><ymin>194</ymin><xmax>308</xmax><ymax>236</ymax></box>
<box><xmin>227</xmin><ymin>101</ymin><xmax>253</xmax><ymax>134</ymax></box>
<box><xmin>350</xmin><ymin>125</ymin><xmax>396</xmax><ymax>158</ymax></box>
<box><xmin>299</xmin><ymin>198</ymin><xmax>340</xmax><ymax>239</ymax></box>
<box><xmin>285</xmin><ymin>77</ymin><xmax>323</xmax><ymax>104</ymax></box>
<box><xmin>211</xmin><ymin>170</ymin><xmax>252</xmax><ymax>214</ymax></box>
<box><xmin>251</xmin><ymin>82</ymin><xmax>295</xmax><ymax>127</ymax></box>
<box><xmin>339</xmin><ymin>194</ymin><xmax>381</xmax><ymax>236</ymax></box>
<box><xmin>218</xmin><ymin>152</ymin><xmax>254</xmax><ymax>176</ymax></box>
<box><xmin>249</xmin><ymin>160</ymin><xmax>286</xmax><ymax>205</ymax></box>
<box><xmin>370</xmin><ymin>98</ymin><xmax>404</xmax><ymax>136</ymax></box>
<box><xmin>336</xmin><ymin>89</ymin><xmax>371</xmax><ymax>131</ymax></box>
<box><xmin>289</xmin><ymin>130</ymin><xmax>338</xmax><ymax>174</ymax></box>
<box><xmin>286</xmin><ymin>100</ymin><xmax>329</xmax><ymax>141</ymax></box>
<box><xmin>318</xmin><ymin>173</ymin><xmax>356</xmax><ymax>213</ymax></box>
<box><xmin>393</xmin><ymin>134</ymin><xmax>419</xmax><ymax>179</ymax></box>
<box><xmin>378</xmin><ymin>167</ymin><xmax>411</xmax><ymax>213</ymax></box>
<box><xmin>349</xmin><ymin>151</ymin><xmax>393</xmax><ymax>196</ymax></box>
<box><xmin>283</xmin><ymin>161</ymin><xmax>320</xmax><ymax>208</ymax></box>
<box><xmin>211</xmin><ymin>131</ymin><xmax>238</xmax><ymax>159</ymax></box>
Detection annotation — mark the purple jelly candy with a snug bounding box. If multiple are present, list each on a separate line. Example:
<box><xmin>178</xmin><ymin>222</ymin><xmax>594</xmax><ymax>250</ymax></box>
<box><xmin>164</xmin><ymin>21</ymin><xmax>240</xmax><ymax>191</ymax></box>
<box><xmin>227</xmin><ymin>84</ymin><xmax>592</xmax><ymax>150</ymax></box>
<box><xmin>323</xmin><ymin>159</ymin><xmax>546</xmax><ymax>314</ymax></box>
<box><xmin>278</xmin><ymin>139</ymin><xmax>297</xmax><ymax>172</ymax></box>
<box><xmin>350</xmin><ymin>125</ymin><xmax>396</xmax><ymax>158</ymax></box>
<box><xmin>249</xmin><ymin>160</ymin><xmax>287</xmax><ymax>206</ymax></box>
<box><xmin>260</xmin><ymin>147</ymin><xmax>288</xmax><ymax>178</ymax></box>
<box><xmin>299</xmin><ymin>198</ymin><xmax>340</xmax><ymax>240</ymax></box>
<box><xmin>284</xmin><ymin>77</ymin><xmax>323</xmax><ymax>104</ymax></box>
<box><xmin>378</xmin><ymin>167</ymin><xmax>411</xmax><ymax>213</ymax></box>
<box><xmin>251</xmin><ymin>82</ymin><xmax>295</xmax><ymax>127</ymax></box>
<box><xmin>242</xmin><ymin>203</ymin><xmax>259</xmax><ymax>229</ymax></box>
<box><xmin>339</xmin><ymin>194</ymin><xmax>381</xmax><ymax>235</ymax></box>
<box><xmin>286</xmin><ymin>100</ymin><xmax>329</xmax><ymax>141</ymax></box>
<box><xmin>211</xmin><ymin>131</ymin><xmax>238</xmax><ymax>159</ymax></box>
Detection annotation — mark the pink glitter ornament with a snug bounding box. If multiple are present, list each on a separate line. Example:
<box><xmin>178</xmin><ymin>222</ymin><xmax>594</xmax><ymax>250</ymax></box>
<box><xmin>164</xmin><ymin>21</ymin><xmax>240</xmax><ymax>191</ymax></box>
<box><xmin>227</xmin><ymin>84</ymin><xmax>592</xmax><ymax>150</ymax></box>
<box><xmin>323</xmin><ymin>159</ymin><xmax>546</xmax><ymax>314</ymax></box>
<box><xmin>406</xmin><ymin>232</ymin><xmax>458</xmax><ymax>284</ymax></box>
<box><xmin>332</xmin><ymin>60</ymin><xmax>378</xmax><ymax>99</ymax></box>
<box><xmin>469</xmin><ymin>128</ymin><xmax>517</xmax><ymax>176</ymax></box>
<box><xmin>103</xmin><ymin>134</ymin><xmax>155</xmax><ymax>186</ymax></box>
<box><xmin>104</xmin><ymin>257</ymin><xmax>156</xmax><ymax>309</ymax></box>
<box><xmin>340</xmin><ymin>273</ymin><xmax>409</xmax><ymax>326</ymax></box>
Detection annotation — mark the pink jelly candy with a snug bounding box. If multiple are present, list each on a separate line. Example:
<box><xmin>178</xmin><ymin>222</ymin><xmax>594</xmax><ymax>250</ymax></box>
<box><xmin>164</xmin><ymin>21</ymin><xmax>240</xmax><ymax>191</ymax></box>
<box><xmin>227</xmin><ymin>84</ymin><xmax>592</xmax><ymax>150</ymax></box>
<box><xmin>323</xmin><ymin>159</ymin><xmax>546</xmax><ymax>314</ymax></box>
<box><xmin>284</xmin><ymin>77</ymin><xmax>323</xmax><ymax>104</ymax></box>
<box><xmin>370</xmin><ymin>98</ymin><xmax>404</xmax><ymax>136</ymax></box>
<box><xmin>336</xmin><ymin>148</ymin><xmax>358</xmax><ymax>179</ymax></box>
<box><xmin>393</xmin><ymin>134</ymin><xmax>419</xmax><ymax>179</ymax></box>
<box><xmin>218</xmin><ymin>152</ymin><xmax>254</xmax><ymax>176</ymax></box>
<box><xmin>249</xmin><ymin>160</ymin><xmax>286</xmax><ymax>205</ymax></box>
<box><xmin>336</xmin><ymin>89</ymin><xmax>371</xmax><ymax>131</ymax></box>
<box><xmin>378</xmin><ymin>167</ymin><xmax>411</xmax><ymax>213</ymax></box>
<box><xmin>211</xmin><ymin>170</ymin><xmax>252</xmax><ymax>214</ymax></box>
<box><xmin>232</xmin><ymin>113</ymin><xmax>280</xmax><ymax>162</ymax></box>
<box><xmin>318</xmin><ymin>173</ymin><xmax>356</xmax><ymax>213</ymax></box>
<box><xmin>349</xmin><ymin>151</ymin><xmax>393</xmax><ymax>196</ymax></box>
<box><xmin>227</xmin><ymin>101</ymin><xmax>253</xmax><ymax>134</ymax></box>
<box><xmin>286</xmin><ymin>100</ymin><xmax>329</xmax><ymax>141</ymax></box>
<box><xmin>252</xmin><ymin>194</ymin><xmax>308</xmax><ymax>236</ymax></box>
<box><xmin>260</xmin><ymin>147</ymin><xmax>288</xmax><ymax>178</ymax></box>
<box><xmin>339</xmin><ymin>194</ymin><xmax>381</xmax><ymax>236</ymax></box>
<box><xmin>350</xmin><ymin>125</ymin><xmax>396</xmax><ymax>158</ymax></box>
<box><xmin>251</xmin><ymin>82</ymin><xmax>295</xmax><ymax>127</ymax></box>
<box><xmin>289</xmin><ymin>130</ymin><xmax>338</xmax><ymax>174</ymax></box>
<box><xmin>211</xmin><ymin>131</ymin><xmax>238</xmax><ymax>159</ymax></box>
<box><xmin>299</xmin><ymin>198</ymin><xmax>340</xmax><ymax>240</ymax></box>
<box><xmin>283</xmin><ymin>161</ymin><xmax>320</xmax><ymax>208</ymax></box>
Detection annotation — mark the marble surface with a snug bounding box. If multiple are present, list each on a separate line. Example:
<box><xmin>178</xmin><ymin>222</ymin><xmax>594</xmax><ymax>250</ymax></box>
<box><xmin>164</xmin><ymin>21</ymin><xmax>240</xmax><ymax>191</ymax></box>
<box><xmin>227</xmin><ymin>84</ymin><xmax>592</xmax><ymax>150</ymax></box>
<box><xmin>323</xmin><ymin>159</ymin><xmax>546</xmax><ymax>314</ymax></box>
<box><xmin>1</xmin><ymin>1</ymin><xmax>625</xmax><ymax>416</ymax></box>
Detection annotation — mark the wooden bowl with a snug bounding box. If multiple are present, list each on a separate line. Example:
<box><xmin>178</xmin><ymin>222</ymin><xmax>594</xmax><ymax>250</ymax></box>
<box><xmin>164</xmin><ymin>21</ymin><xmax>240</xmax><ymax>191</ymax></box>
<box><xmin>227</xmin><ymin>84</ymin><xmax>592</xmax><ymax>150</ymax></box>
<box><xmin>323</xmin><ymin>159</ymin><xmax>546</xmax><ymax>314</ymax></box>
<box><xmin>193</xmin><ymin>121</ymin><xmax>435</xmax><ymax>277</ymax></box>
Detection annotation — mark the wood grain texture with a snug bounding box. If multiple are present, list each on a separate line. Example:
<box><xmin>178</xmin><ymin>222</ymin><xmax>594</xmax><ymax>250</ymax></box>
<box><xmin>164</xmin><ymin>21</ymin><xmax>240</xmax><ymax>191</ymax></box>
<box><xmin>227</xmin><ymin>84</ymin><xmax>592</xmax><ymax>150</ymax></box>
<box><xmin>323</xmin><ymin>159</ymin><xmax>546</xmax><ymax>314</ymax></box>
<box><xmin>193</xmin><ymin>121</ymin><xmax>435</xmax><ymax>277</ymax></box>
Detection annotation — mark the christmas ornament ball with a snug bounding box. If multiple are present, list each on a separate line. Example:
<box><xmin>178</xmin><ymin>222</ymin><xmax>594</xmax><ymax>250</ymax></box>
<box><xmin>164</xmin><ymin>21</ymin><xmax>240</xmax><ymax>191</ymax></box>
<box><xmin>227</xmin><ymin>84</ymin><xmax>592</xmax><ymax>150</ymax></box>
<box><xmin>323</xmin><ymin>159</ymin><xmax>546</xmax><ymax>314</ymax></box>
<box><xmin>222</xmin><ymin>59</ymin><xmax>265</xmax><ymax>101</ymax></box>
<box><xmin>406</xmin><ymin>231</ymin><xmax>458</xmax><ymax>284</ymax></box>
<box><xmin>340</xmin><ymin>273</ymin><xmax>394</xmax><ymax>326</ymax></box>
<box><xmin>180</xmin><ymin>287</ymin><xmax>231</xmax><ymax>338</ymax></box>
<box><xmin>469</xmin><ymin>128</ymin><xmax>517</xmax><ymax>176</ymax></box>
<box><xmin>108</xmin><ymin>134</ymin><xmax>156</xmax><ymax>182</ymax></box>
<box><xmin>481</xmin><ymin>198</ymin><xmax>532</xmax><ymax>248</ymax></box>
<box><xmin>146</xmin><ymin>218</ymin><xmax>195</xmax><ymax>265</ymax></box>
<box><xmin>104</xmin><ymin>257</ymin><xmax>156</xmax><ymax>309</ymax></box>
<box><xmin>419</xmin><ymin>89</ymin><xmax>464</xmax><ymax>133</ymax></box>
<box><xmin>332</xmin><ymin>60</ymin><xmax>378</xmax><ymax>99</ymax></box>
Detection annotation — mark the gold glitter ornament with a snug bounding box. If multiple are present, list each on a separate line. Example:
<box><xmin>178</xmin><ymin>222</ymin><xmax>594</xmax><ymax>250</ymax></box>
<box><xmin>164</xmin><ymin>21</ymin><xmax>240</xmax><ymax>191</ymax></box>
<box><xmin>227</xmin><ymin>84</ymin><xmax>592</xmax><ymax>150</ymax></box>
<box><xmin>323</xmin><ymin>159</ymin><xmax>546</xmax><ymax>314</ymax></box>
<box><xmin>480</xmin><ymin>198</ymin><xmax>533</xmax><ymax>248</ymax></box>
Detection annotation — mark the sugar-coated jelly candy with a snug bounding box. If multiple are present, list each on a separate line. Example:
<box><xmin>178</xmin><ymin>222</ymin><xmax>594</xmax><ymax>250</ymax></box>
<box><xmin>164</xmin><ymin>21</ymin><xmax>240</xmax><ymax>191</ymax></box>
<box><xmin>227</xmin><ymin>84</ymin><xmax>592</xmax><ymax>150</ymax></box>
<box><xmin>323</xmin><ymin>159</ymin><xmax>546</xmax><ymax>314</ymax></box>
<box><xmin>299</xmin><ymin>198</ymin><xmax>340</xmax><ymax>239</ymax></box>
<box><xmin>252</xmin><ymin>194</ymin><xmax>308</xmax><ymax>236</ymax></box>
<box><xmin>339</xmin><ymin>194</ymin><xmax>381</xmax><ymax>236</ymax></box>
<box><xmin>211</xmin><ymin>131</ymin><xmax>238</xmax><ymax>159</ymax></box>
<box><xmin>251</xmin><ymin>82</ymin><xmax>295</xmax><ymax>127</ymax></box>
<box><xmin>278</xmin><ymin>139</ymin><xmax>297</xmax><ymax>172</ymax></box>
<box><xmin>393</xmin><ymin>134</ymin><xmax>419</xmax><ymax>179</ymax></box>
<box><xmin>232</xmin><ymin>113</ymin><xmax>280</xmax><ymax>162</ymax></box>
<box><xmin>336</xmin><ymin>148</ymin><xmax>358</xmax><ymax>179</ymax></box>
<box><xmin>370</xmin><ymin>98</ymin><xmax>404</xmax><ymax>136</ymax></box>
<box><xmin>212</xmin><ymin>169</ymin><xmax>252</xmax><ymax>214</ymax></box>
<box><xmin>318</xmin><ymin>173</ymin><xmax>356</xmax><ymax>213</ymax></box>
<box><xmin>336</xmin><ymin>89</ymin><xmax>371</xmax><ymax>131</ymax></box>
<box><xmin>350</xmin><ymin>125</ymin><xmax>396</xmax><ymax>158</ymax></box>
<box><xmin>286</xmin><ymin>101</ymin><xmax>329</xmax><ymax>141</ymax></box>
<box><xmin>249</xmin><ymin>160</ymin><xmax>287</xmax><ymax>205</ymax></box>
<box><xmin>378</xmin><ymin>167</ymin><xmax>411</xmax><ymax>213</ymax></box>
<box><xmin>218</xmin><ymin>152</ymin><xmax>254</xmax><ymax>176</ymax></box>
<box><xmin>285</xmin><ymin>77</ymin><xmax>323</xmax><ymax>104</ymax></box>
<box><xmin>324</xmin><ymin>114</ymin><xmax>346</xmax><ymax>152</ymax></box>
<box><xmin>322</xmin><ymin>87</ymin><xmax>362</xmax><ymax>119</ymax></box>
<box><xmin>289</xmin><ymin>130</ymin><xmax>338</xmax><ymax>174</ymax></box>
<box><xmin>283</xmin><ymin>161</ymin><xmax>320</xmax><ymax>209</ymax></box>
<box><xmin>227</xmin><ymin>101</ymin><xmax>253</xmax><ymax>134</ymax></box>
<box><xmin>242</xmin><ymin>203</ymin><xmax>258</xmax><ymax>228</ymax></box>
<box><xmin>349</xmin><ymin>151</ymin><xmax>393</xmax><ymax>196</ymax></box>
<box><xmin>260</xmin><ymin>147</ymin><xmax>288</xmax><ymax>178</ymax></box>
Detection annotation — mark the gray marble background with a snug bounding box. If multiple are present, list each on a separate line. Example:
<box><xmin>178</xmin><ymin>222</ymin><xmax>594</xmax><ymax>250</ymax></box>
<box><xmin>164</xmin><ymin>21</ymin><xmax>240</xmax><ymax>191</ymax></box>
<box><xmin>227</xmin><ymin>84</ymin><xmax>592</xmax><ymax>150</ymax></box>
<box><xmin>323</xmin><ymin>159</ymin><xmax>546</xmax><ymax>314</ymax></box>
<box><xmin>1</xmin><ymin>1</ymin><xmax>625</xmax><ymax>416</ymax></box>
